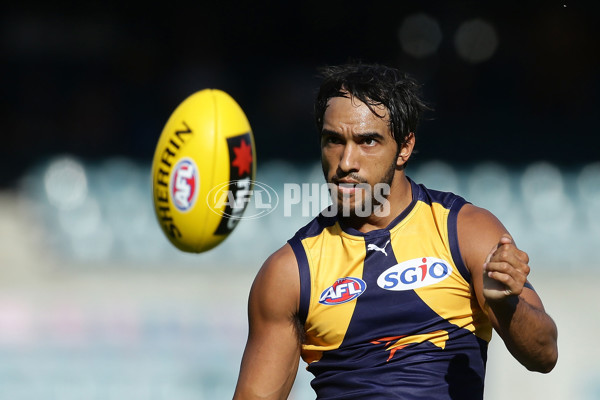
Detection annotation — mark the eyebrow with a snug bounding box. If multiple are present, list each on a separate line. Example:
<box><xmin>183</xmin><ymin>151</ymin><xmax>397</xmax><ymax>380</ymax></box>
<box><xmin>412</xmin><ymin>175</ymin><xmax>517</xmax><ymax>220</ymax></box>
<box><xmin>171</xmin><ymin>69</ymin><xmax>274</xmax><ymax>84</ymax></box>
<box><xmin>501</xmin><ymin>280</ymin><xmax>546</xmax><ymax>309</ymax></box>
<box><xmin>321</xmin><ymin>129</ymin><xmax>386</xmax><ymax>141</ymax></box>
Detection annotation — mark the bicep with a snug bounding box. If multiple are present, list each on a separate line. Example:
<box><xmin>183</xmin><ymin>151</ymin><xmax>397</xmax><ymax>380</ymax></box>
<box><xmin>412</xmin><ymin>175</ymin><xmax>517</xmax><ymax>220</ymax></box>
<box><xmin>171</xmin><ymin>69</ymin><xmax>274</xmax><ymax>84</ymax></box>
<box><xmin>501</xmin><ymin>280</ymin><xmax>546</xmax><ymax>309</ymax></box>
<box><xmin>234</xmin><ymin>244</ymin><xmax>302</xmax><ymax>400</ymax></box>
<box><xmin>457</xmin><ymin>205</ymin><xmax>546</xmax><ymax>315</ymax></box>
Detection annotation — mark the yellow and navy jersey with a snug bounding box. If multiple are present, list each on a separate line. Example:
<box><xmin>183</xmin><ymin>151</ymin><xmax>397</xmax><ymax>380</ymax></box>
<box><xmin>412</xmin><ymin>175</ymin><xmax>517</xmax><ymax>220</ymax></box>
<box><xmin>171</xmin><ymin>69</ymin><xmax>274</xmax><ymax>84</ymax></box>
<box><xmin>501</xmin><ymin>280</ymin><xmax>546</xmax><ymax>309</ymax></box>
<box><xmin>288</xmin><ymin>178</ymin><xmax>492</xmax><ymax>400</ymax></box>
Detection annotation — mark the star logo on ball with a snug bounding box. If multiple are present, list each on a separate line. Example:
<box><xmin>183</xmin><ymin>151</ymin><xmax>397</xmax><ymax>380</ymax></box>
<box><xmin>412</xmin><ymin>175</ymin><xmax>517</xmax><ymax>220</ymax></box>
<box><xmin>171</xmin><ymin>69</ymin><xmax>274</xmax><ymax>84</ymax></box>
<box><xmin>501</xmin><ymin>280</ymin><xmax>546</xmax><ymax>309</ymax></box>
<box><xmin>232</xmin><ymin>139</ymin><xmax>253</xmax><ymax>176</ymax></box>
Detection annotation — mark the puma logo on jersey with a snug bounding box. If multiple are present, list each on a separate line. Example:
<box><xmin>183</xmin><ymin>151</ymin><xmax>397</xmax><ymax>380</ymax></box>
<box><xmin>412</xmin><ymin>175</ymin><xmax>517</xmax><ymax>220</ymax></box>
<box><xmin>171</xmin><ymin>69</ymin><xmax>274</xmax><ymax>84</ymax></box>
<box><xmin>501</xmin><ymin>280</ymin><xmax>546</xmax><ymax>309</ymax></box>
<box><xmin>367</xmin><ymin>240</ymin><xmax>390</xmax><ymax>256</ymax></box>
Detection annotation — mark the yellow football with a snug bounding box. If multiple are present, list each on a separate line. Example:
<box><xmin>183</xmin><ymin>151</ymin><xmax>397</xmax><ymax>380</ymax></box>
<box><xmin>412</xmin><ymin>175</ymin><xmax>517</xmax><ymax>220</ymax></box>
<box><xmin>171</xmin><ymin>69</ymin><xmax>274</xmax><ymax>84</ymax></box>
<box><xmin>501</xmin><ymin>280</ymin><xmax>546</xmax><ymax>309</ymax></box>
<box><xmin>151</xmin><ymin>89</ymin><xmax>256</xmax><ymax>253</ymax></box>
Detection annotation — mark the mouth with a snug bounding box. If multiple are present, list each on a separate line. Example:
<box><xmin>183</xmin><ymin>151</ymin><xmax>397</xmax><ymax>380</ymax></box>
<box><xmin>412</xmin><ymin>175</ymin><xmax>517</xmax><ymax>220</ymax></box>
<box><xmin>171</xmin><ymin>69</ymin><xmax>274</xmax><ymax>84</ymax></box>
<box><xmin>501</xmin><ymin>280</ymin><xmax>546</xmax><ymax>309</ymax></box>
<box><xmin>333</xmin><ymin>179</ymin><xmax>364</xmax><ymax>195</ymax></box>
<box><xmin>338</xmin><ymin>184</ymin><xmax>357</xmax><ymax>195</ymax></box>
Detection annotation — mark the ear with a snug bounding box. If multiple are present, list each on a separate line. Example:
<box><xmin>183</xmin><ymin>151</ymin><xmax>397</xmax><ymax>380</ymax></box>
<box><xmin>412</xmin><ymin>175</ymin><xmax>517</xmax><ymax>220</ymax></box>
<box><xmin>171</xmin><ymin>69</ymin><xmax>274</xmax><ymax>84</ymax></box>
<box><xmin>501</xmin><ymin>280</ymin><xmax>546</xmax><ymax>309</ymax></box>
<box><xmin>396</xmin><ymin>132</ymin><xmax>415</xmax><ymax>167</ymax></box>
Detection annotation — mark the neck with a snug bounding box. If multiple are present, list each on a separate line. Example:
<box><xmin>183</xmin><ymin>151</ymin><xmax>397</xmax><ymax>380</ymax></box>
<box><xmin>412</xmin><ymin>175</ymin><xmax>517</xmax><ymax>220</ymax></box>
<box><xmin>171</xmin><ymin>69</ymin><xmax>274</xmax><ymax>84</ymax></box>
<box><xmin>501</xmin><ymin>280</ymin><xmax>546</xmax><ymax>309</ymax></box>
<box><xmin>338</xmin><ymin>173</ymin><xmax>413</xmax><ymax>233</ymax></box>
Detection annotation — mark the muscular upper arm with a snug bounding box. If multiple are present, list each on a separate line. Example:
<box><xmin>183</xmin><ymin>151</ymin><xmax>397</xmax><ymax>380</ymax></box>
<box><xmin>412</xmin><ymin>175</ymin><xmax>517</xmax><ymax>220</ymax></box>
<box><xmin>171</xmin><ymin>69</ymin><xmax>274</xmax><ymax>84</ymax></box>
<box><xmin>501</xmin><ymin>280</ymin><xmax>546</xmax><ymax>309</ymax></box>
<box><xmin>233</xmin><ymin>243</ymin><xmax>302</xmax><ymax>400</ymax></box>
<box><xmin>457</xmin><ymin>204</ymin><xmax>546</xmax><ymax>325</ymax></box>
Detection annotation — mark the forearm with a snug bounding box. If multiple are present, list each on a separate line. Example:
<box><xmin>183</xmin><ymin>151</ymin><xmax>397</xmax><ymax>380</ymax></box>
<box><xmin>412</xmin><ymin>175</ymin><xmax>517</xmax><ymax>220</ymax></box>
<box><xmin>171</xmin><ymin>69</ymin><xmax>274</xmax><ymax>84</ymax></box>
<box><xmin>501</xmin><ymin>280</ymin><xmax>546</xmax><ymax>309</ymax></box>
<box><xmin>488</xmin><ymin>294</ymin><xmax>558</xmax><ymax>373</ymax></box>
<box><xmin>234</xmin><ymin>353</ymin><xmax>299</xmax><ymax>400</ymax></box>
<box><xmin>233</xmin><ymin>319</ymin><xmax>302</xmax><ymax>399</ymax></box>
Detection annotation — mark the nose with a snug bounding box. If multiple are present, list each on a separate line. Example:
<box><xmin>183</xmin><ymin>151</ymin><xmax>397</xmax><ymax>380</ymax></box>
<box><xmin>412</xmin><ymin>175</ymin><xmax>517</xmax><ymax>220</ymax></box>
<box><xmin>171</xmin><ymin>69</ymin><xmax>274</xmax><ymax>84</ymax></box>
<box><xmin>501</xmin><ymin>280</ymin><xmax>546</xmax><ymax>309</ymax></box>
<box><xmin>339</xmin><ymin>142</ymin><xmax>360</xmax><ymax>174</ymax></box>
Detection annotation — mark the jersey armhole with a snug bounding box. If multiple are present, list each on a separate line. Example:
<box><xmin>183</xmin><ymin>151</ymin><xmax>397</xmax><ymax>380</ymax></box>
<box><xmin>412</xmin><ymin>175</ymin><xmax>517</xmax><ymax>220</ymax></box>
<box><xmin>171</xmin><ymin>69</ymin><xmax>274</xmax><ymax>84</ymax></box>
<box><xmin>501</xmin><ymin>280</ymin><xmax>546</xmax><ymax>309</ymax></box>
<box><xmin>287</xmin><ymin>236</ymin><xmax>311</xmax><ymax>325</ymax></box>
<box><xmin>448</xmin><ymin>197</ymin><xmax>472</xmax><ymax>283</ymax></box>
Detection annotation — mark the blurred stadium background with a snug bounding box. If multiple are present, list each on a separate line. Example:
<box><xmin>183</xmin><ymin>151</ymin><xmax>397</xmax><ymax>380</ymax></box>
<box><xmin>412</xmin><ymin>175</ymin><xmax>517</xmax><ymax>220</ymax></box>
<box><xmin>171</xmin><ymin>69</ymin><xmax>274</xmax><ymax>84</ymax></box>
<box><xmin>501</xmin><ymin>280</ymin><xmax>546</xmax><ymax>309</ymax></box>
<box><xmin>2</xmin><ymin>1</ymin><xmax>599</xmax><ymax>399</ymax></box>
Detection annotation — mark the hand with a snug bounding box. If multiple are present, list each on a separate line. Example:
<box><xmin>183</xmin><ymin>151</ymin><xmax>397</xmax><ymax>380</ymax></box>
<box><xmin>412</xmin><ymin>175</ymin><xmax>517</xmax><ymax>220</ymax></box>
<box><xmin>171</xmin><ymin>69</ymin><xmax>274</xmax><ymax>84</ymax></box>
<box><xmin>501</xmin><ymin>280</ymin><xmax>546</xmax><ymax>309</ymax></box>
<box><xmin>482</xmin><ymin>235</ymin><xmax>530</xmax><ymax>302</ymax></box>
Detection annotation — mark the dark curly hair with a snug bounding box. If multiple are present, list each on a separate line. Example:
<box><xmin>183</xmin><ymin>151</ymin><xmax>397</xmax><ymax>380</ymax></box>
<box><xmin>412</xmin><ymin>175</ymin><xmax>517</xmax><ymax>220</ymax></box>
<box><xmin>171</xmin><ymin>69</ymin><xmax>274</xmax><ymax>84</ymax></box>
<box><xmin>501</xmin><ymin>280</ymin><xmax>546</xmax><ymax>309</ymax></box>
<box><xmin>315</xmin><ymin>63</ymin><xmax>431</xmax><ymax>156</ymax></box>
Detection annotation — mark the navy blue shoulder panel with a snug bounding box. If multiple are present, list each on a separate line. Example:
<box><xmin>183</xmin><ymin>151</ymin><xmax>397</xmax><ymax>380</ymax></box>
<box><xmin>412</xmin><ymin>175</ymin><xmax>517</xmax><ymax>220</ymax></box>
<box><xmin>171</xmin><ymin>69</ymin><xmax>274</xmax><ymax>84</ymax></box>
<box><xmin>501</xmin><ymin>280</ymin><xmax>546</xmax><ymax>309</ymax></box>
<box><xmin>447</xmin><ymin>196</ymin><xmax>471</xmax><ymax>283</ymax></box>
<box><xmin>414</xmin><ymin>181</ymin><xmax>472</xmax><ymax>283</ymax></box>
<box><xmin>415</xmin><ymin>182</ymin><xmax>461</xmax><ymax>209</ymax></box>
<box><xmin>287</xmin><ymin>235</ymin><xmax>311</xmax><ymax>325</ymax></box>
<box><xmin>287</xmin><ymin>212</ymin><xmax>338</xmax><ymax>324</ymax></box>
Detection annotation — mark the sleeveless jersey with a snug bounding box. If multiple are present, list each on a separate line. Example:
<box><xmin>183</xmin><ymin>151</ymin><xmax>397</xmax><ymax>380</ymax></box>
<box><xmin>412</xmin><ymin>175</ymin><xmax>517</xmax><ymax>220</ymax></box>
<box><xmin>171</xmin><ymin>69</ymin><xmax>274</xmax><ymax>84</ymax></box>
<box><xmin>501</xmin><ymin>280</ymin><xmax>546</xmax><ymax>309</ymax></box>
<box><xmin>287</xmin><ymin>179</ymin><xmax>492</xmax><ymax>399</ymax></box>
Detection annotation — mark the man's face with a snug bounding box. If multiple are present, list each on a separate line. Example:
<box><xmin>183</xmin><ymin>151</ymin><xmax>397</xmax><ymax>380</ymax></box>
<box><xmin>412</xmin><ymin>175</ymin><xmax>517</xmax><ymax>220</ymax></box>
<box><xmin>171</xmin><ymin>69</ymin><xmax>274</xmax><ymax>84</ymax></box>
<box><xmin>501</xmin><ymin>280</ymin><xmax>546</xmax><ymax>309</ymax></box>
<box><xmin>321</xmin><ymin>95</ymin><xmax>399</xmax><ymax>216</ymax></box>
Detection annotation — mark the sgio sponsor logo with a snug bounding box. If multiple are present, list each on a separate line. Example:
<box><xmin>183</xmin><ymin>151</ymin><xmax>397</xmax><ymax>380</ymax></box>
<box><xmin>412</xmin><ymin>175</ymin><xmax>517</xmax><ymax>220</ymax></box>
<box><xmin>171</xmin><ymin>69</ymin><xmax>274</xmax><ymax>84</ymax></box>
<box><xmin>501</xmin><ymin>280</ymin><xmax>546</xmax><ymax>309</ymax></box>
<box><xmin>377</xmin><ymin>257</ymin><xmax>452</xmax><ymax>291</ymax></box>
<box><xmin>319</xmin><ymin>277</ymin><xmax>367</xmax><ymax>305</ymax></box>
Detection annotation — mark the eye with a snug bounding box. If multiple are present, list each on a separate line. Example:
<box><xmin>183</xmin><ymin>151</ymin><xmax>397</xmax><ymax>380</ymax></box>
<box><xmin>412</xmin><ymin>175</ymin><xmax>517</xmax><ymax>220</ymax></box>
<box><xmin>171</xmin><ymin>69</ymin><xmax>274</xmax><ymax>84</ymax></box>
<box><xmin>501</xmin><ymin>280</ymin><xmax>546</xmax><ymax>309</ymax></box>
<box><xmin>361</xmin><ymin>137</ymin><xmax>378</xmax><ymax>147</ymax></box>
<box><xmin>323</xmin><ymin>135</ymin><xmax>343</xmax><ymax>145</ymax></box>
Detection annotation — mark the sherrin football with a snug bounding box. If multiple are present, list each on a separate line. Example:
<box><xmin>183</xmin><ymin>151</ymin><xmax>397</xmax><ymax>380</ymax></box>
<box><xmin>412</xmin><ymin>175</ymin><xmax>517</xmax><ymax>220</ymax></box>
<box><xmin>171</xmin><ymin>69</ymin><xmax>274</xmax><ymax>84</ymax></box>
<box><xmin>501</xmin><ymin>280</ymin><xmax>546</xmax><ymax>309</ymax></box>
<box><xmin>152</xmin><ymin>89</ymin><xmax>256</xmax><ymax>253</ymax></box>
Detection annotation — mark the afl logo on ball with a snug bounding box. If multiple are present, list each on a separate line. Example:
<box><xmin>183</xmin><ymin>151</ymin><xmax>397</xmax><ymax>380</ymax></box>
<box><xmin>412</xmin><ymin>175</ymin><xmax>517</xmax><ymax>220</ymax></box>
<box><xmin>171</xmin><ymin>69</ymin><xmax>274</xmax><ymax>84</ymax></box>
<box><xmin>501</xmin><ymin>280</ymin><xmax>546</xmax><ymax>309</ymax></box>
<box><xmin>171</xmin><ymin>158</ymin><xmax>199</xmax><ymax>212</ymax></box>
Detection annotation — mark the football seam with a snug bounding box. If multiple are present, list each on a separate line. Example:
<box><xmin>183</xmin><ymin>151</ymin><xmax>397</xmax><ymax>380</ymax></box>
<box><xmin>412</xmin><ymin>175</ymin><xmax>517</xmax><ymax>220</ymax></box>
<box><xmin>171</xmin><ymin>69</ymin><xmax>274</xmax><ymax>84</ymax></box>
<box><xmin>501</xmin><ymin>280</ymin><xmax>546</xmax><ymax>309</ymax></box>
<box><xmin>205</xmin><ymin>88</ymin><xmax>220</xmax><ymax>252</ymax></box>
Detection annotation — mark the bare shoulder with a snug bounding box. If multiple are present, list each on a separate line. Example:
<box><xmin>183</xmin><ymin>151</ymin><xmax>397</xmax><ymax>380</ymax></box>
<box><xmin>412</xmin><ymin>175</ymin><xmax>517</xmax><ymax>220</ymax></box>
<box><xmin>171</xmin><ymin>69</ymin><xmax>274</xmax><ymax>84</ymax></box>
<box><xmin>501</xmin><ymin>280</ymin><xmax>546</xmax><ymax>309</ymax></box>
<box><xmin>456</xmin><ymin>204</ymin><xmax>509</xmax><ymax>270</ymax></box>
<box><xmin>249</xmin><ymin>243</ymin><xmax>300</xmax><ymax>320</ymax></box>
<box><xmin>457</xmin><ymin>203</ymin><xmax>507</xmax><ymax>233</ymax></box>
<box><xmin>255</xmin><ymin>243</ymin><xmax>299</xmax><ymax>290</ymax></box>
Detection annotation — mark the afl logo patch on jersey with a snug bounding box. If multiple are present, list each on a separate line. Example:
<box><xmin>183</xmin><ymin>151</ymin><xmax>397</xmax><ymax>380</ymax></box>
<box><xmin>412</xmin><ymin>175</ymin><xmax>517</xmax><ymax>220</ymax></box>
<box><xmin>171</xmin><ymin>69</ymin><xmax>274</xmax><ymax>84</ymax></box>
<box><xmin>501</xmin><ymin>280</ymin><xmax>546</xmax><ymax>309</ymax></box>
<box><xmin>171</xmin><ymin>158</ymin><xmax>199</xmax><ymax>212</ymax></box>
<box><xmin>319</xmin><ymin>277</ymin><xmax>367</xmax><ymax>305</ymax></box>
<box><xmin>377</xmin><ymin>257</ymin><xmax>452</xmax><ymax>291</ymax></box>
